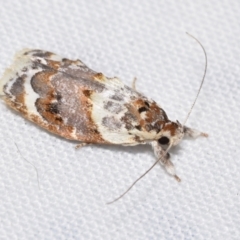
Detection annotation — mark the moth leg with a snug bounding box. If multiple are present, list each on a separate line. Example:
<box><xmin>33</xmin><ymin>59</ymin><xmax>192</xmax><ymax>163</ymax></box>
<box><xmin>184</xmin><ymin>126</ymin><xmax>208</xmax><ymax>138</ymax></box>
<box><xmin>151</xmin><ymin>141</ymin><xmax>181</xmax><ymax>181</ymax></box>
<box><xmin>75</xmin><ymin>143</ymin><xmax>91</xmax><ymax>149</ymax></box>
<box><xmin>132</xmin><ymin>77</ymin><xmax>137</xmax><ymax>90</ymax></box>
<box><xmin>161</xmin><ymin>153</ymin><xmax>181</xmax><ymax>182</ymax></box>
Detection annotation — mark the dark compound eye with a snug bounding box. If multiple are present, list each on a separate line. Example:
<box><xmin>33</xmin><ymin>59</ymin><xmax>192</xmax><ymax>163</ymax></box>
<box><xmin>158</xmin><ymin>136</ymin><xmax>170</xmax><ymax>145</ymax></box>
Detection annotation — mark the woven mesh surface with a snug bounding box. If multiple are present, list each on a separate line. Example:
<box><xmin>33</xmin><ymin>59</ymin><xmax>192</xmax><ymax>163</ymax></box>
<box><xmin>0</xmin><ymin>0</ymin><xmax>239</xmax><ymax>239</ymax></box>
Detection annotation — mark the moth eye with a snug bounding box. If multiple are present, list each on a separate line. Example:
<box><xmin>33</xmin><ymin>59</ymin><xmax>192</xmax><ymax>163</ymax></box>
<box><xmin>158</xmin><ymin>136</ymin><xmax>170</xmax><ymax>145</ymax></box>
<box><xmin>138</xmin><ymin>106</ymin><xmax>148</xmax><ymax>113</ymax></box>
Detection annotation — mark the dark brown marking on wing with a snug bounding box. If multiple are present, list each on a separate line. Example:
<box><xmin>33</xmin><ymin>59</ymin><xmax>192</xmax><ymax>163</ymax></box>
<box><xmin>46</xmin><ymin>60</ymin><xmax>61</xmax><ymax>70</ymax></box>
<box><xmin>93</xmin><ymin>73</ymin><xmax>105</xmax><ymax>81</ymax></box>
<box><xmin>83</xmin><ymin>90</ymin><xmax>92</xmax><ymax>97</ymax></box>
<box><xmin>30</xmin><ymin>68</ymin><xmax>108</xmax><ymax>142</ymax></box>
<box><xmin>2</xmin><ymin>50</ymin><xmax>110</xmax><ymax>143</ymax></box>
<box><xmin>47</xmin><ymin>102</ymin><xmax>60</xmax><ymax>114</ymax></box>
<box><xmin>56</xmin><ymin>93</ymin><xmax>62</xmax><ymax>101</ymax></box>
<box><xmin>35</xmin><ymin>98</ymin><xmax>63</xmax><ymax>125</ymax></box>
<box><xmin>120</xmin><ymin>98</ymin><xmax>169</xmax><ymax>135</ymax></box>
<box><xmin>138</xmin><ymin>106</ymin><xmax>148</xmax><ymax>113</ymax></box>
<box><xmin>135</xmin><ymin>125</ymin><xmax>142</xmax><ymax>131</ymax></box>
<box><xmin>145</xmin><ymin>103</ymin><xmax>168</xmax><ymax>122</ymax></box>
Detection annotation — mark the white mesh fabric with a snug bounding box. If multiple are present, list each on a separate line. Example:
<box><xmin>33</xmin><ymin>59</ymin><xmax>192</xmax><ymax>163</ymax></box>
<box><xmin>0</xmin><ymin>0</ymin><xmax>240</xmax><ymax>239</ymax></box>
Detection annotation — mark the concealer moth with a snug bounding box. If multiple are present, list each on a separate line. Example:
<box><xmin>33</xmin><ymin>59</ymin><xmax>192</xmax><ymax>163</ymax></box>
<box><xmin>0</xmin><ymin>33</ymin><xmax>208</xmax><ymax>203</ymax></box>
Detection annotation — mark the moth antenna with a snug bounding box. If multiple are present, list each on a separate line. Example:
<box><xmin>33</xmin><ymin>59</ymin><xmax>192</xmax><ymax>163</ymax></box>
<box><xmin>107</xmin><ymin>143</ymin><xmax>173</xmax><ymax>204</ymax></box>
<box><xmin>183</xmin><ymin>32</ymin><xmax>207</xmax><ymax>125</ymax></box>
<box><xmin>14</xmin><ymin>143</ymin><xmax>41</xmax><ymax>190</ymax></box>
<box><xmin>107</xmin><ymin>159</ymin><xmax>160</xmax><ymax>204</ymax></box>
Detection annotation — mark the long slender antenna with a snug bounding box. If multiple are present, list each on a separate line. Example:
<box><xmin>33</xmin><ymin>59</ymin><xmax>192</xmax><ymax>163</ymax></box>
<box><xmin>107</xmin><ymin>33</ymin><xmax>207</xmax><ymax>204</ymax></box>
<box><xmin>183</xmin><ymin>32</ymin><xmax>207</xmax><ymax>125</ymax></box>
<box><xmin>107</xmin><ymin>158</ymin><xmax>160</xmax><ymax>204</ymax></box>
<box><xmin>107</xmin><ymin>143</ymin><xmax>173</xmax><ymax>204</ymax></box>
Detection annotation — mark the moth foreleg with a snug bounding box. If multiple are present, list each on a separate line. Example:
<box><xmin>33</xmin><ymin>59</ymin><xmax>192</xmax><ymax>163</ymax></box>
<box><xmin>132</xmin><ymin>77</ymin><xmax>137</xmax><ymax>90</ymax></box>
<box><xmin>151</xmin><ymin>141</ymin><xmax>181</xmax><ymax>182</ymax></box>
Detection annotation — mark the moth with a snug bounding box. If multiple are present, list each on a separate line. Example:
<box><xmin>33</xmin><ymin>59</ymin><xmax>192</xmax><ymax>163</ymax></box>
<box><xmin>0</xmin><ymin>34</ymin><xmax>207</xmax><ymax>203</ymax></box>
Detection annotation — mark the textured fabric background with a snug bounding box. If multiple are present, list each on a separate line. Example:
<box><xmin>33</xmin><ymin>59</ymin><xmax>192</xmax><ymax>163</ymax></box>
<box><xmin>0</xmin><ymin>1</ymin><xmax>239</xmax><ymax>239</ymax></box>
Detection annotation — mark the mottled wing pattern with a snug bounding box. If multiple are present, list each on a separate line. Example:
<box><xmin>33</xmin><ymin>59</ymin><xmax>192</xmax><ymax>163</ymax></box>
<box><xmin>89</xmin><ymin>77</ymin><xmax>165</xmax><ymax>144</ymax></box>
<box><xmin>0</xmin><ymin>49</ymin><xmax>167</xmax><ymax>144</ymax></box>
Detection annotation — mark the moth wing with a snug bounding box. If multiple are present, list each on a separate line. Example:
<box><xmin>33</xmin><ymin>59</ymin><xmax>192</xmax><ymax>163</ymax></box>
<box><xmin>1</xmin><ymin>49</ymin><xmax>158</xmax><ymax>145</ymax></box>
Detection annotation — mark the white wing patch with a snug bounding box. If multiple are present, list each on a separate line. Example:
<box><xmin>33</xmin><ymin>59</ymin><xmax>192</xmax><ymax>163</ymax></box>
<box><xmin>0</xmin><ymin>51</ymin><xmax>43</xmax><ymax>119</ymax></box>
<box><xmin>91</xmin><ymin>89</ymin><xmax>139</xmax><ymax>144</ymax></box>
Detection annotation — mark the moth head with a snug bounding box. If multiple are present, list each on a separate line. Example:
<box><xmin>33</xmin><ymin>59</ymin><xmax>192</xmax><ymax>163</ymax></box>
<box><xmin>158</xmin><ymin>120</ymin><xmax>184</xmax><ymax>147</ymax></box>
